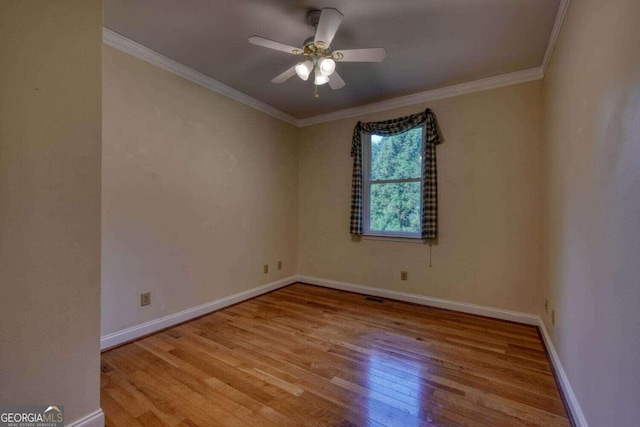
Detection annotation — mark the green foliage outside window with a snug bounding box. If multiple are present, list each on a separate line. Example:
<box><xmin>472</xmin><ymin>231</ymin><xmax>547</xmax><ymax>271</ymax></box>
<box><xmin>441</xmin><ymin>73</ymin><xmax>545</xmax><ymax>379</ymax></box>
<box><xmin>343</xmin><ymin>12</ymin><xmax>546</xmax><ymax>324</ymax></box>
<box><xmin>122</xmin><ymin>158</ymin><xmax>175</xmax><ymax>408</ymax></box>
<box><xmin>369</xmin><ymin>127</ymin><xmax>423</xmax><ymax>233</ymax></box>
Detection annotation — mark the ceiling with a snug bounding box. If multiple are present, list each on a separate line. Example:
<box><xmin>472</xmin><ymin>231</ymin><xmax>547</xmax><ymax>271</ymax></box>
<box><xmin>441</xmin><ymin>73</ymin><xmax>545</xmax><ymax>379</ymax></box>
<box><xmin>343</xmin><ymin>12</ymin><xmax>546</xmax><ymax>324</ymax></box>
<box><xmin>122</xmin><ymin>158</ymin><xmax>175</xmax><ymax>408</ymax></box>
<box><xmin>104</xmin><ymin>0</ymin><xmax>561</xmax><ymax>120</ymax></box>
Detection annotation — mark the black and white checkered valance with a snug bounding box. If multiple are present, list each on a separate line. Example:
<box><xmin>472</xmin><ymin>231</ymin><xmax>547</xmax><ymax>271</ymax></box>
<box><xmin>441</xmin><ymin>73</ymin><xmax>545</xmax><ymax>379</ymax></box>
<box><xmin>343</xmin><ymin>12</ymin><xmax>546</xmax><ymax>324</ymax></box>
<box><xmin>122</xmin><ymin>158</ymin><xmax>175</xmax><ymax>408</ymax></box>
<box><xmin>350</xmin><ymin>108</ymin><xmax>442</xmax><ymax>239</ymax></box>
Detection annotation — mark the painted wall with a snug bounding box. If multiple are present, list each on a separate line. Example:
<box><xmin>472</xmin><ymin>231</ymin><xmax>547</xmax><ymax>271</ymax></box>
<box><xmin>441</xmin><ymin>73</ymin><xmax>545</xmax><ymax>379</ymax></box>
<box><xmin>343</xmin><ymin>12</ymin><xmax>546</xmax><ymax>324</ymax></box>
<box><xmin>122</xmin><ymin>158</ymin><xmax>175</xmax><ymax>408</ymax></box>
<box><xmin>298</xmin><ymin>82</ymin><xmax>543</xmax><ymax>314</ymax></box>
<box><xmin>541</xmin><ymin>0</ymin><xmax>640</xmax><ymax>425</ymax></box>
<box><xmin>101</xmin><ymin>46</ymin><xmax>298</xmax><ymax>337</ymax></box>
<box><xmin>0</xmin><ymin>1</ymin><xmax>103</xmax><ymax>424</ymax></box>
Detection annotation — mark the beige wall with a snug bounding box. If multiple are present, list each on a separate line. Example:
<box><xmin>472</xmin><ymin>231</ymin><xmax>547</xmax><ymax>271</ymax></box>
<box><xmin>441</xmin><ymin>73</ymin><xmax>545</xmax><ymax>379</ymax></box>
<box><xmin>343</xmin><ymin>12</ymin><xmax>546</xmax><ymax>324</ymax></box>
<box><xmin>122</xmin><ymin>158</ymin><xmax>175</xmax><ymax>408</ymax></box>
<box><xmin>101</xmin><ymin>46</ymin><xmax>298</xmax><ymax>337</ymax></box>
<box><xmin>541</xmin><ymin>0</ymin><xmax>640</xmax><ymax>425</ymax></box>
<box><xmin>298</xmin><ymin>82</ymin><xmax>543</xmax><ymax>314</ymax></box>
<box><xmin>101</xmin><ymin>1</ymin><xmax>640</xmax><ymax>422</ymax></box>
<box><xmin>0</xmin><ymin>1</ymin><xmax>103</xmax><ymax>424</ymax></box>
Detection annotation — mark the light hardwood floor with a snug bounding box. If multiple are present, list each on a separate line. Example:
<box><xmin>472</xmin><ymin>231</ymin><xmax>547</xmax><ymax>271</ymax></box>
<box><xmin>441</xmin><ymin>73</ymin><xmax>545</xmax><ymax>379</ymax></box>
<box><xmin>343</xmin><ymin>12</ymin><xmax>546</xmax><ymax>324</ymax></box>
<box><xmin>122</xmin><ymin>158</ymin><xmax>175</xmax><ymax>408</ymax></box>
<box><xmin>101</xmin><ymin>283</ymin><xmax>571</xmax><ymax>426</ymax></box>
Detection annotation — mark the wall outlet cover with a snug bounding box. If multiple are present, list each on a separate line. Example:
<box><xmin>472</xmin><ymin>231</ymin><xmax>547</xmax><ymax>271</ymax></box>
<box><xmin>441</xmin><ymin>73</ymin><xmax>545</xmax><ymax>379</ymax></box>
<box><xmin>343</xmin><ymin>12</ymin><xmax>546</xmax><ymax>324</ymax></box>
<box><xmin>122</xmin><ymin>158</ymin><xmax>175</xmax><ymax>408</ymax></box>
<box><xmin>141</xmin><ymin>292</ymin><xmax>151</xmax><ymax>306</ymax></box>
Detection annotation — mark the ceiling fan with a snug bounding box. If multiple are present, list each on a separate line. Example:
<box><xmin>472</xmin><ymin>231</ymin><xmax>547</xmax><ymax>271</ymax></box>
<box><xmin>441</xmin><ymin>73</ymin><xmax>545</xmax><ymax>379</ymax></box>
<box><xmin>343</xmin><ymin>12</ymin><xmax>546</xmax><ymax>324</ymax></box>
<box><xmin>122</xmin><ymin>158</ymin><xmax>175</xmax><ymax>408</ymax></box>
<box><xmin>248</xmin><ymin>8</ymin><xmax>386</xmax><ymax>97</ymax></box>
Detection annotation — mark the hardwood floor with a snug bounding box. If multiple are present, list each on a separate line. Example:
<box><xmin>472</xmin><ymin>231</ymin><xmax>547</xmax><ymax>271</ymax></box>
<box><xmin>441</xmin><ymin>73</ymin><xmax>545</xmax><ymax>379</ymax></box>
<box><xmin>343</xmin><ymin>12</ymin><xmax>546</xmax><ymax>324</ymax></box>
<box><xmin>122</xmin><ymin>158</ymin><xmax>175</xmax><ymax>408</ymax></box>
<box><xmin>101</xmin><ymin>283</ymin><xmax>571</xmax><ymax>426</ymax></box>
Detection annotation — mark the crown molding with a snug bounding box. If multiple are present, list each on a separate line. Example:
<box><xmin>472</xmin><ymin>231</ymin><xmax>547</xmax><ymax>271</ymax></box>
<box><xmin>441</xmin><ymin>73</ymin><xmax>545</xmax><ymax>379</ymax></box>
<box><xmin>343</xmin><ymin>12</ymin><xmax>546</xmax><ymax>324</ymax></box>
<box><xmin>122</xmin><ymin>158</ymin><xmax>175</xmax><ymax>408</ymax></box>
<box><xmin>297</xmin><ymin>66</ymin><xmax>543</xmax><ymax>126</ymax></box>
<box><xmin>299</xmin><ymin>0</ymin><xmax>569</xmax><ymax>126</ymax></box>
<box><xmin>541</xmin><ymin>0</ymin><xmax>571</xmax><ymax>76</ymax></box>
<box><xmin>102</xmin><ymin>28</ymin><xmax>298</xmax><ymax>126</ymax></box>
<box><xmin>104</xmin><ymin>0</ymin><xmax>568</xmax><ymax>128</ymax></box>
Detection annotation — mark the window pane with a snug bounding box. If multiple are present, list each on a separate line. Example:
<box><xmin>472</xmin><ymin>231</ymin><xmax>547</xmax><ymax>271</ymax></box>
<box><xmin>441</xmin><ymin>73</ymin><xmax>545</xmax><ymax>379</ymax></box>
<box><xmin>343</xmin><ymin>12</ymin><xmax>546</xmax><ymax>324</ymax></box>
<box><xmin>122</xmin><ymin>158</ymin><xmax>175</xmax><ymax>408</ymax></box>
<box><xmin>369</xmin><ymin>182</ymin><xmax>421</xmax><ymax>233</ymax></box>
<box><xmin>370</xmin><ymin>127</ymin><xmax>422</xmax><ymax>181</ymax></box>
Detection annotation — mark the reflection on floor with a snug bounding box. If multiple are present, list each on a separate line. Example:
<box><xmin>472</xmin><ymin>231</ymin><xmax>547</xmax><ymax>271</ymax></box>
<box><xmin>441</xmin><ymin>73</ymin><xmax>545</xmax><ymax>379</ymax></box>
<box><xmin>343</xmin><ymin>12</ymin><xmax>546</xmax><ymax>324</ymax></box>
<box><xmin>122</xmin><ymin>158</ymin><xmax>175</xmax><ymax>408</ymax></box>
<box><xmin>366</xmin><ymin>355</ymin><xmax>422</xmax><ymax>425</ymax></box>
<box><xmin>101</xmin><ymin>283</ymin><xmax>571</xmax><ymax>426</ymax></box>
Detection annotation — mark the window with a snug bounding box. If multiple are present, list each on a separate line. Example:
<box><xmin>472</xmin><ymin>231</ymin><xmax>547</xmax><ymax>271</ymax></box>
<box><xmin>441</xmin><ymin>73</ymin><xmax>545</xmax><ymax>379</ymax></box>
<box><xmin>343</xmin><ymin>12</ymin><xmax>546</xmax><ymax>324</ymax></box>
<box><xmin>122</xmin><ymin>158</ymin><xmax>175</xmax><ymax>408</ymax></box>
<box><xmin>362</xmin><ymin>126</ymin><xmax>425</xmax><ymax>238</ymax></box>
<box><xmin>349</xmin><ymin>108</ymin><xmax>441</xmax><ymax>240</ymax></box>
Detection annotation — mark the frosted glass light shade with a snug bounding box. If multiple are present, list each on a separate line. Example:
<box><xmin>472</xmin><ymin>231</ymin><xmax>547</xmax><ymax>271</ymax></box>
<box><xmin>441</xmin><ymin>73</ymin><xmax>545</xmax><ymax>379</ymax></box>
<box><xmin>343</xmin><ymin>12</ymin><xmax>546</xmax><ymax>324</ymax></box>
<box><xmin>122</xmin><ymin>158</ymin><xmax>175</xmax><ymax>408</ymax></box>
<box><xmin>295</xmin><ymin>61</ymin><xmax>313</xmax><ymax>81</ymax></box>
<box><xmin>318</xmin><ymin>57</ymin><xmax>336</xmax><ymax>76</ymax></box>
<box><xmin>314</xmin><ymin>68</ymin><xmax>329</xmax><ymax>85</ymax></box>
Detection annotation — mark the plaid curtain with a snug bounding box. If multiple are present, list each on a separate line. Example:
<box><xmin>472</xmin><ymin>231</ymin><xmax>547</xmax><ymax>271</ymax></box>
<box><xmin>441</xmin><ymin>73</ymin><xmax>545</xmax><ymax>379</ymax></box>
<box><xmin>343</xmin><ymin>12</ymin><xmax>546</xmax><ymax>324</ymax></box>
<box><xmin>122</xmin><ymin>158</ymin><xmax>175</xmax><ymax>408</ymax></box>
<box><xmin>350</xmin><ymin>108</ymin><xmax>442</xmax><ymax>239</ymax></box>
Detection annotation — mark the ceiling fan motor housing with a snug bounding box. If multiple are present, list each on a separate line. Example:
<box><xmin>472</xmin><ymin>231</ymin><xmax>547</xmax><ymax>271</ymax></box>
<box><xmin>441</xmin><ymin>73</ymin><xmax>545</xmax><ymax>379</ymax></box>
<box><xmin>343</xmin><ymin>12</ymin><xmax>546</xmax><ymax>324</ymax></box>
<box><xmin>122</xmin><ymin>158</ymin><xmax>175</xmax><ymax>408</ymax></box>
<box><xmin>306</xmin><ymin>10</ymin><xmax>322</xmax><ymax>28</ymax></box>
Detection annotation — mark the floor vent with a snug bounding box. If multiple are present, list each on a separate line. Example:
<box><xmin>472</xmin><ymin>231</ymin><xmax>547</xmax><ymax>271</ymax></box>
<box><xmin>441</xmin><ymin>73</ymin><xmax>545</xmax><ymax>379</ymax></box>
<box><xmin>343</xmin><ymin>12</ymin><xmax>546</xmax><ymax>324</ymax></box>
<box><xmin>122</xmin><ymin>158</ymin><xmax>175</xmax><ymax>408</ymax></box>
<box><xmin>365</xmin><ymin>296</ymin><xmax>385</xmax><ymax>303</ymax></box>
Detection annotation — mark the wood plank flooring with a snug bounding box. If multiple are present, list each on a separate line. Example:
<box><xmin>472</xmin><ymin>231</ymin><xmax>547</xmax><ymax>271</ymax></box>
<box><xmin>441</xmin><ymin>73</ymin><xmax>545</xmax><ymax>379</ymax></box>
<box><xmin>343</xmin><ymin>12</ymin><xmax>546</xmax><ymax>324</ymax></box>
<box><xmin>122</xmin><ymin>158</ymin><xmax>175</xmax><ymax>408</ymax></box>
<box><xmin>101</xmin><ymin>283</ymin><xmax>571</xmax><ymax>426</ymax></box>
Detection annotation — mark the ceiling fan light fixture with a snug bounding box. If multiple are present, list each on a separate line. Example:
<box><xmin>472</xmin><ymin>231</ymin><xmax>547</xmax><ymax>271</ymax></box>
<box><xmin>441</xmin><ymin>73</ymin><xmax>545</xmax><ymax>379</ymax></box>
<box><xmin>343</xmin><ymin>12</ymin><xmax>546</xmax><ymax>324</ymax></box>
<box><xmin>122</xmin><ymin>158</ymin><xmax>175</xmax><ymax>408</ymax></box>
<box><xmin>249</xmin><ymin>8</ymin><xmax>386</xmax><ymax>97</ymax></box>
<box><xmin>318</xmin><ymin>57</ymin><xmax>336</xmax><ymax>76</ymax></box>
<box><xmin>295</xmin><ymin>60</ymin><xmax>313</xmax><ymax>81</ymax></box>
<box><xmin>314</xmin><ymin>68</ymin><xmax>329</xmax><ymax>85</ymax></box>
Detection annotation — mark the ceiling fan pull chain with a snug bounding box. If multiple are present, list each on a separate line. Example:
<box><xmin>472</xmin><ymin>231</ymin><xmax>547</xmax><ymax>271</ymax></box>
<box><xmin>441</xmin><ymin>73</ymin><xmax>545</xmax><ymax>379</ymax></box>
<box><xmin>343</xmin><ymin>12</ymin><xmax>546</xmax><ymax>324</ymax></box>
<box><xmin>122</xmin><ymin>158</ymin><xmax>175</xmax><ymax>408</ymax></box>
<box><xmin>314</xmin><ymin>85</ymin><xmax>319</xmax><ymax>98</ymax></box>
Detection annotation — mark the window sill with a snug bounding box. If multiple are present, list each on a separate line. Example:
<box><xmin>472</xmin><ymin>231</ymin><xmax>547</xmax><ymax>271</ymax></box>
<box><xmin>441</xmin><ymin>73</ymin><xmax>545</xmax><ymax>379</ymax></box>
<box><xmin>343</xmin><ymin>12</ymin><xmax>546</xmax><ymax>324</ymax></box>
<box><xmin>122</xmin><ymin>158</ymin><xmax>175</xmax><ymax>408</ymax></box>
<box><xmin>361</xmin><ymin>234</ymin><xmax>427</xmax><ymax>244</ymax></box>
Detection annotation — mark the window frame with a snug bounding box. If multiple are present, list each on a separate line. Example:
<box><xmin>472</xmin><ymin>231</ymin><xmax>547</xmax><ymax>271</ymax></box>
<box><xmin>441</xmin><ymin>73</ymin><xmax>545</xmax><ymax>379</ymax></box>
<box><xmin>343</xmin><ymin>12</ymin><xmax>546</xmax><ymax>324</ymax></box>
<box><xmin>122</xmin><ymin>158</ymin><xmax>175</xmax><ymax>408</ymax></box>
<box><xmin>361</xmin><ymin>125</ymin><xmax>425</xmax><ymax>239</ymax></box>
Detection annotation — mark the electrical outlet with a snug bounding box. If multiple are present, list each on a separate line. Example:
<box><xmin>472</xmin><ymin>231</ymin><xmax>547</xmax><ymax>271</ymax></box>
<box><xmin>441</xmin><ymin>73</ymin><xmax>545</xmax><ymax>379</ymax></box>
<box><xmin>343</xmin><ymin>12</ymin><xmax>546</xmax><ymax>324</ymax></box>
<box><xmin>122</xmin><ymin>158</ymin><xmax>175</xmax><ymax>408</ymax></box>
<box><xmin>277</xmin><ymin>260</ymin><xmax>282</xmax><ymax>270</ymax></box>
<box><xmin>401</xmin><ymin>271</ymin><xmax>408</xmax><ymax>281</ymax></box>
<box><xmin>263</xmin><ymin>264</ymin><xmax>269</xmax><ymax>274</ymax></box>
<box><xmin>545</xmin><ymin>299</ymin><xmax>548</xmax><ymax>314</ymax></box>
<box><xmin>551</xmin><ymin>309</ymin><xmax>555</xmax><ymax>326</ymax></box>
<box><xmin>141</xmin><ymin>292</ymin><xmax>151</xmax><ymax>306</ymax></box>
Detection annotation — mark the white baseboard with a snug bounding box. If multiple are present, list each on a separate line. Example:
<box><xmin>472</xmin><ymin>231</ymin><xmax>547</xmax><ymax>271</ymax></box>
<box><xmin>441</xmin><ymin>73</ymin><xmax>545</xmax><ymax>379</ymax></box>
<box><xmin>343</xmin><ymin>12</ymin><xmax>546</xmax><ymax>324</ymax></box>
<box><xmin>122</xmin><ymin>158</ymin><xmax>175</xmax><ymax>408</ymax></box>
<box><xmin>296</xmin><ymin>275</ymin><xmax>539</xmax><ymax>325</ymax></box>
<box><xmin>100</xmin><ymin>276</ymin><xmax>296</xmax><ymax>350</ymax></box>
<box><xmin>98</xmin><ymin>274</ymin><xmax>586</xmax><ymax>426</ymax></box>
<box><xmin>68</xmin><ymin>409</ymin><xmax>104</xmax><ymax>427</ymax></box>
<box><xmin>537</xmin><ymin>317</ymin><xmax>589</xmax><ymax>427</ymax></box>
<box><xmin>296</xmin><ymin>275</ymin><xmax>586</xmax><ymax>426</ymax></box>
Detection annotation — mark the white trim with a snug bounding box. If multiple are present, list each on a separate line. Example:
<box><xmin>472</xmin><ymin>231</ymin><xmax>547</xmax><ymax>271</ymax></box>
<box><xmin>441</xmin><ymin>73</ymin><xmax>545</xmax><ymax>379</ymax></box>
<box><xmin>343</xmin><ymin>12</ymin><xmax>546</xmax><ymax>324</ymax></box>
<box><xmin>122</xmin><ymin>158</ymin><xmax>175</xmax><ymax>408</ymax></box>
<box><xmin>297</xmin><ymin>67</ymin><xmax>544</xmax><ymax>127</ymax></box>
<box><xmin>103</xmin><ymin>1</ymin><xmax>568</xmax><ymax>127</ymax></box>
<box><xmin>295</xmin><ymin>275</ymin><xmax>586</xmax><ymax>425</ymax></box>
<box><xmin>102</xmin><ymin>28</ymin><xmax>298</xmax><ymax>126</ymax></box>
<box><xmin>541</xmin><ymin>0</ymin><xmax>572</xmax><ymax>76</ymax></box>
<box><xmin>101</xmin><ymin>32</ymin><xmax>542</xmax><ymax>128</ymax></box>
<box><xmin>100</xmin><ymin>276</ymin><xmax>297</xmax><ymax>350</ymax></box>
<box><xmin>298</xmin><ymin>0</ymin><xmax>569</xmax><ymax>126</ymax></box>
<box><xmin>97</xmin><ymin>272</ymin><xmax>586</xmax><ymax>426</ymax></box>
<box><xmin>362</xmin><ymin>235</ymin><xmax>426</xmax><ymax>244</ymax></box>
<box><xmin>537</xmin><ymin>316</ymin><xmax>589</xmax><ymax>427</ymax></box>
<box><xmin>362</xmin><ymin>126</ymin><xmax>425</xmax><ymax>238</ymax></box>
<box><xmin>67</xmin><ymin>409</ymin><xmax>104</xmax><ymax>427</ymax></box>
<box><xmin>296</xmin><ymin>275</ymin><xmax>539</xmax><ymax>325</ymax></box>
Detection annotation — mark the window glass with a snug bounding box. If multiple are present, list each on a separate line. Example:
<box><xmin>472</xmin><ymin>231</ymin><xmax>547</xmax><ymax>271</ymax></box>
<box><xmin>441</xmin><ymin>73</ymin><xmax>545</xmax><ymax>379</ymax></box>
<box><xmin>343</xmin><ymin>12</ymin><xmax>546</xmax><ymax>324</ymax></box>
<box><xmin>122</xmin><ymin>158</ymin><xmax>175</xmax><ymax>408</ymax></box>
<box><xmin>369</xmin><ymin>182</ymin><xmax>421</xmax><ymax>233</ymax></box>
<box><xmin>370</xmin><ymin>128</ymin><xmax>422</xmax><ymax>181</ymax></box>
<box><xmin>365</xmin><ymin>126</ymin><xmax>424</xmax><ymax>236</ymax></box>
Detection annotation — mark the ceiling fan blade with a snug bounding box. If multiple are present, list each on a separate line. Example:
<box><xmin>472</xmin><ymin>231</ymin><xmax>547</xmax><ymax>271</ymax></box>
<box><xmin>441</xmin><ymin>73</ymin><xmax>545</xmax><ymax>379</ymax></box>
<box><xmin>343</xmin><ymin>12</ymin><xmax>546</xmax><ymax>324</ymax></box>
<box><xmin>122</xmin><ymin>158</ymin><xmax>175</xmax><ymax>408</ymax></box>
<box><xmin>271</xmin><ymin>66</ymin><xmax>297</xmax><ymax>84</ymax></box>
<box><xmin>328</xmin><ymin>71</ymin><xmax>345</xmax><ymax>90</ymax></box>
<box><xmin>334</xmin><ymin>48</ymin><xmax>386</xmax><ymax>62</ymax></box>
<box><xmin>248</xmin><ymin>36</ymin><xmax>302</xmax><ymax>55</ymax></box>
<box><xmin>314</xmin><ymin>8</ymin><xmax>343</xmax><ymax>49</ymax></box>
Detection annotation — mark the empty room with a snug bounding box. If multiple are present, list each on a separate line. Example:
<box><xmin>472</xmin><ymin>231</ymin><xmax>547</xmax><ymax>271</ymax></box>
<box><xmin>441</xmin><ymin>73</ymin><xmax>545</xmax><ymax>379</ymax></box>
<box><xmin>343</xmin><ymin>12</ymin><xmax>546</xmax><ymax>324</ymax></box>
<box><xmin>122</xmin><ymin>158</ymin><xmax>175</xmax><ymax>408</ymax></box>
<box><xmin>1</xmin><ymin>0</ymin><xmax>639</xmax><ymax>426</ymax></box>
